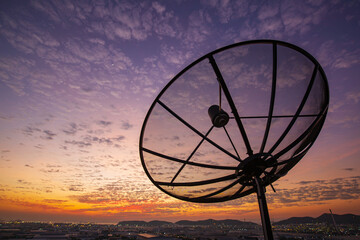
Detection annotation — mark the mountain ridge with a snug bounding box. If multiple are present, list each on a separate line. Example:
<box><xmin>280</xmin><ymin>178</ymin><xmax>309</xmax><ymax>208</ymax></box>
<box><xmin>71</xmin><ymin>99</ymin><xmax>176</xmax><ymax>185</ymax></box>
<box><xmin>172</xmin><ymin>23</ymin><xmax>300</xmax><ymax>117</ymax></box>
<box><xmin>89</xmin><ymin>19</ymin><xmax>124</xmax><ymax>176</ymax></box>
<box><xmin>117</xmin><ymin>213</ymin><xmax>360</xmax><ymax>226</ymax></box>
<box><xmin>274</xmin><ymin>213</ymin><xmax>360</xmax><ymax>225</ymax></box>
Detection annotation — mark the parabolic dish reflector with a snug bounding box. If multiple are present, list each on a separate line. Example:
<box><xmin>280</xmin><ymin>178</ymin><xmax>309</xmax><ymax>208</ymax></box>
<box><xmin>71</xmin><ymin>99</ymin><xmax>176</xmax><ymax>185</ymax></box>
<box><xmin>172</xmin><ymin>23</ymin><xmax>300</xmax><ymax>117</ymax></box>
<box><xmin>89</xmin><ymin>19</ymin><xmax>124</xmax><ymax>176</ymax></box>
<box><xmin>139</xmin><ymin>40</ymin><xmax>329</xmax><ymax>203</ymax></box>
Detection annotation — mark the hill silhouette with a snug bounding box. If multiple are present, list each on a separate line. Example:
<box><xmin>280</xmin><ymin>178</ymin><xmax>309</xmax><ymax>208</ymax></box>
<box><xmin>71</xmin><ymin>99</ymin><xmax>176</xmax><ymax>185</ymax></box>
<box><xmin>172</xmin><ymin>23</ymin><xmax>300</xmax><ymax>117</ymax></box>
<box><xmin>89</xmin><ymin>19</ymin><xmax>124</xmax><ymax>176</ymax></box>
<box><xmin>176</xmin><ymin>219</ymin><xmax>258</xmax><ymax>227</ymax></box>
<box><xmin>274</xmin><ymin>213</ymin><xmax>360</xmax><ymax>225</ymax></box>
<box><xmin>117</xmin><ymin>213</ymin><xmax>359</xmax><ymax>227</ymax></box>
<box><xmin>117</xmin><ymin>220</ymin><xmax>173</xmax><ymax>226</ymax></box>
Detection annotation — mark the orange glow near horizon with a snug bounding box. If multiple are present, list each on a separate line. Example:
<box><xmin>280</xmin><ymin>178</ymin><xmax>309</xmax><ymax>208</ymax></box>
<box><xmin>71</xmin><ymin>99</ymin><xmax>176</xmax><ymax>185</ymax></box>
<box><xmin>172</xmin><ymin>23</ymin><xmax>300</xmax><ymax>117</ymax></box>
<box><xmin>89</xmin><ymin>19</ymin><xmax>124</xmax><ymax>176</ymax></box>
<box><xmin>1</xmin><ymin>187</ymin><xmax>359</xmax><ymax>223</ymax></box>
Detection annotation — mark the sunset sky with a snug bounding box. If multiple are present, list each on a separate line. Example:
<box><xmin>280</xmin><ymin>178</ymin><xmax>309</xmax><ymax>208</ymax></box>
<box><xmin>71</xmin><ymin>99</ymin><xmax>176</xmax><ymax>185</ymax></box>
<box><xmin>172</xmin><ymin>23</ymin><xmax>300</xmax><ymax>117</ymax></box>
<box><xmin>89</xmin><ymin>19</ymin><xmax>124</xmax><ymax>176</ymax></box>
<box><xmin>0</xmin><ymin>0</ymin><xmax>359</xmax><ymax>224</ymax></box>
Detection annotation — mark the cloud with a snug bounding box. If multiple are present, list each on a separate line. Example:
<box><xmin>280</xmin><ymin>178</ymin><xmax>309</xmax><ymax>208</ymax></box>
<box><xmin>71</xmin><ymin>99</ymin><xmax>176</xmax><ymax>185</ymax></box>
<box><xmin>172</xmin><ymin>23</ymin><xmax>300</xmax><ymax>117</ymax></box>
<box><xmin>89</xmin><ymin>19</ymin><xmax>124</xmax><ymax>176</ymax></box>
<box><xmin>64</xmin><ymin>134</ymin><xmax>125</xmax><ymax>149</ymax></box>
<box><xmin>152</xmin><ymin>2</ymin><xmax>165</xmax><ymax>14</ymax></box>
<box><xmin>0</xmin><ymin>3</ymin><xmax>137</xmax><ymax>102</ymax></box>
<box><xmin>64</xmin><ymin>38</ymin><xmax>109</xmax><ymax>62</ymax></box>
<box><xmin>72</xmin><ymin>180</ymin><xmax>165</xmax><ymax>206</ymax></box>
<box><xmin>343</xmin><ymin>168</ymin><xmax>354</xmax><ymax>171</ymax></box>
<box><xmin>229</xmin><ymin>1</ymin><xmax>340</xmax><ymax>41</ymax></box>
<box><xmin>202</xmin><ymin>0</ymin><xmax>332</xmax><ymax>40</ymax></box>
<box><xmin>97</xmin><ymin>120</ymin><xmax>112</xmax><ymax>127</ymax></box>
<box><xmin>152</xmin><ymin>9</ymin><xmax>180</xmax><ymax>39</ymax></box>
<box><xmin>43</xmin><ymin>199</ymin><xmax>68</xmax><ymax>204</ymax></box>
<box><xmin>64</xmin><ymin>140</ymin><xmax>91</xmax><ymax>148</ymax></box>
<box><xmin>0</xmin><ymin>9</ymin><xmax>60</xmax><ymax>54</ymax></box>
<box><xmin>188</xmin><ymin>188</ymin><xmax>217</xmax><ymax>194</ymax></box>
<box><xmin>160</xmin><ymin>44</ymin><xmax>193</xmax><ymax>66</ymax></box>
<box><xmin>184</xmin><ymin>10</ymin><xmax>212</xmax><ymax>46</ymax></box>
<box><xmin>0</xmin><ymin>0</ymin><xmax>189</xmax><ymax>110</ymax></box>
<box><xmin>40</xmin><ymin>164</ymin><xmax>62</xmax><ymax>173</ymax></box>
<box><xmin>258</xmin><ymin>4</ymin><xmax>279</xmax><ymax>20</ymax></box>
<box><xmin>280</xmin><ymin>1</ymin><xmax>329</xmax><ymax>35</ymax></box>
<box><xmin>65</xmin><ymin>1</ymin><xmax>180</xmax><ymax>41</ymax></box>
<box><xmin>121</xmin><ymin>121</ymin><xmax>133</xmax><ymax>130</ymax></box>
<box><xmin>0</xmin><ymin>57</ymin><xmax>36</xmax><ymax>96</ymax></box>
<box><xmin>257</xmin><ymin>18</ymin><xmax>283</xmax><ymax>37</ymax></box>
<box><xmin>42</xmin><ymin>130</ymin><xmax>56</xmax><ymax>140</ymax></box>
<box><xmin>22</xmin><ymin>127</ymin><xmax>57</xmax><ymax>140</ymax></box>
<box><xmin>270</xmin><ymin>176</ymin><xmax>360</xmax><ymax>204</ymax></box>
<box><xmin>317</xmin><ymin>40</ymin><xmax>360</xmax><ymax>69</ymax></box>
<box><xmin>17</xmin><ymin>179</ymin><xmax>31</xmax><ymax>185</ymax></box>
<box><xmin>68</xmin><ymin>184</ymin><xmax>84</xmax><ymax>192</ymax></box>
<box><xmin>62</xmin><ymin>122</ymin><xmax>79</xmax><ymax>135</ymax></box>
<box><xmin>85</xmin><ymin>135</ymin><xmax>125</xmax><ymax>144</ymax></box>
<box><xmin>40</xmin><ymin>169</ymin><xmax>60</xmax><ymax>173</ymax></box>
<box><xmin>22</xmin><ymin>126</ymin><xmax>41</xmax><ymax>136</ymax></box>
<box><xmin>1</xmin><ymin>197</ymin><xmax>69</xmax><ymax>212</ymax></box>
<box><xmin>46</xmin><ymin>164</ymin><xmax>62</xmax><ymax>168</ymax></box>
<box><xmin>201</xmin><ymin>0</ymin><xmax>251</xmax><ymax>23</ymax></box>
<box><xmin>346</xmin><ymin>91</ymin><xmax>360</xmax><ymax>103</ymax></box>
<box><xmin>30</xmin><ymin>0</ymin><xmax>63</xmax><ymax>23</ymax></box>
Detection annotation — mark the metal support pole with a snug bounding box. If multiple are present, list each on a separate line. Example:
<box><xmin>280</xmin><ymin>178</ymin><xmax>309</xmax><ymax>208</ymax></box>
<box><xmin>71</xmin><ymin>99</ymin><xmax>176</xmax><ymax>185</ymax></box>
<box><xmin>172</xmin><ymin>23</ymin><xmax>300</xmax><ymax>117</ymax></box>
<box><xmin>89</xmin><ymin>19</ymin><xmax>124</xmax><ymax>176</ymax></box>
<box><xmin>254</xmin><ymin>177</ymin><xmax>274</xmax><ymax>240</ymax></box>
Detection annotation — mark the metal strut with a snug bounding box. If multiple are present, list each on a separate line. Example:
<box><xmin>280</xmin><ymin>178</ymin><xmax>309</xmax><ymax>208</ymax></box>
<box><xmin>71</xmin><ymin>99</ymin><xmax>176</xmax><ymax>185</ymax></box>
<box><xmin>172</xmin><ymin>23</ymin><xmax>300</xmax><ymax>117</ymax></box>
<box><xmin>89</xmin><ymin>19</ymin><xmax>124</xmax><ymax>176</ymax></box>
<box><xmin>254</xmin><ymin>177</ymin><xmax>274</xmax><ymax>240</ymax></box>
<box><xmin>208</xmin><ymin>55</ymin><xmax>253</xmax><ymax>156</ymax></box>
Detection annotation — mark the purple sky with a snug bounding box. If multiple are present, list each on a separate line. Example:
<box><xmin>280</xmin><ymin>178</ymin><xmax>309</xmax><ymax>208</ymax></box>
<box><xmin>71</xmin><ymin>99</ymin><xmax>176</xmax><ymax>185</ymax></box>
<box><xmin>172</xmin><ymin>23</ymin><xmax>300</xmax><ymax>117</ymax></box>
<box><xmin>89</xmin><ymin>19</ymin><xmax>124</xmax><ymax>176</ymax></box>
<box><xmin>0</xmin><ymin>0</ymin><xmax>359</xmax><ymax>223</ymax></box>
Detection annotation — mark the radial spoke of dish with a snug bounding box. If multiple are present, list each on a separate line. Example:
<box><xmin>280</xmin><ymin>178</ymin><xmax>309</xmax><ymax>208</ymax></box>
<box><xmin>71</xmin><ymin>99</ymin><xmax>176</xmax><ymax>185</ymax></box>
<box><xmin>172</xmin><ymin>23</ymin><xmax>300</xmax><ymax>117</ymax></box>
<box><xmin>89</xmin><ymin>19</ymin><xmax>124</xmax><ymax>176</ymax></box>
<box><xmin>170</xmin><ymin>126</ymin><xmax>214</xmax><ymax>184</ymax></box>
<box><xmin>231</xmin><ymin>184</ymin><xmax>247</xmax><ymax>198</ymax></box>
<box><xmin>142</xmin><ymin>147</ymin><xmax>238</xmax><ymax>170</ymax></box>
<box><xmin>155</xmin><ymin>173</ymin><xmax>238</xmax><ymax>187</ymax></box>
<box><xmin>223</xmin><ymin>126</ymin><xmax>242</xmax><ymax>161</ymax></box>
<box><xmin>268</xmin><ymin>64</ymin><xmax>319</xmax><ymax>155</ymax></box>
<box><xmin>273</xmin><ymin>108</ymin><xmax>327</xmax><ymax>159</ymax></box>
<box><xmin>208</xmin><ymin>55</ymin><xmax>254</xmax><ymax>156</ymax></box>
<box><xmin>230</xmin><ymin>114</ymin><xmax>320</xmax><ymax>119</ymax></box>
<box><xmin>194</xmin><ymin>179</ymin><xmax>242</xmax><ymax>200</ymax></box>
<box><xmin>260</xmin><ymin>43</ymin><xmax>277</xmax><ymax>154</ymax></box>
<box><xmin>157</xmin><ymin>100</ymin><xmax>241</xmax><ymax>162</ymax></box>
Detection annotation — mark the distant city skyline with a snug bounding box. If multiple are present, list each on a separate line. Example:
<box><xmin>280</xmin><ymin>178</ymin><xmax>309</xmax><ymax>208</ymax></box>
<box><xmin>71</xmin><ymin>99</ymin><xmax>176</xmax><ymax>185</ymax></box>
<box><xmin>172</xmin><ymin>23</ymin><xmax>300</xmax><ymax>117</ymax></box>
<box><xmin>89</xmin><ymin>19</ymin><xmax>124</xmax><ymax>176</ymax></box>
<box><xmin>0</xmin><ymin>0</ymin><xmax>359</xmax><ymax>223</ymax></box>
<box><xmin>3</xmin><ymin>215</ymin><xmax>358</xmax><ymax>240</ymax></box>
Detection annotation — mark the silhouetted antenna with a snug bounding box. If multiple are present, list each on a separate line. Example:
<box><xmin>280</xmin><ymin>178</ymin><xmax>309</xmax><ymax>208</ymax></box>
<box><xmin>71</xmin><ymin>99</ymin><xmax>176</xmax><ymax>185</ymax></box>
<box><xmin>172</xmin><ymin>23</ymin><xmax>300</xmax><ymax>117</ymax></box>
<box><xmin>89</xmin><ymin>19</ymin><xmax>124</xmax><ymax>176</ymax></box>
<box><xmin>140</xmin><ymin>40</ymin><xmax>329</xmax><ymax>240</ymax></box>
<box><xmin>329</xmin><ymin>209</ymin><xmax>339</xmax><ymax>233</ymax></box>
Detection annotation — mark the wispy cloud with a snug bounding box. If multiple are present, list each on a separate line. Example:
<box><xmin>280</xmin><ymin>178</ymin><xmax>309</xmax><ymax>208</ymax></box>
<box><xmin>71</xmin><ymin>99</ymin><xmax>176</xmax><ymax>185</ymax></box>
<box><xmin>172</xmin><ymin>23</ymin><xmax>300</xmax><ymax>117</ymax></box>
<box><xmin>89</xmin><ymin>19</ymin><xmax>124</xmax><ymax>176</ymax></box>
<box><xmin>160</xmin><ymin>44</ymin><xmax>193</xmax><ymax>66</ymax></box>
<box><xmin>346</xmin><ymin>91</ymin><xmax>360</xmax><ymax>104</ymax></box>
<box><xmin>201</xmin><ymin>0</ymin><xmax>251</xmax><ymax>23</ymax></box>
<box><xmin>64</xmin><ymin>140</ymin><xmax>92</xmax><ymax>148</ymax></box>
<box><xmin>62</xmin><ymin>122</ymin><xmax>80</xmax><ymax>135</ymax></box>
<box><xmin>22</xmin><ymin>127</ymin><xmax>57</xmax><ymax>141</ymax></box>
<box><xmin>42</xmin><ymin>130</ymin><xmax>56</xmax><ymax>140</ymax></box>
<box><xmin>317</xmin><ymin>40</ymin><xmax>360</xmax><ymax>69</ymax></box>
<box><xmin>22</xmin><ymin>126</ymin><xmax>41</xmax><ymax>136</ymax></box>
<box><xmin>64</xmin><ymin>134</ymin><xmax>125</xmax><ymax>149</ymax></box>
<box><xmin>270</xmin><ymin>176</ymin><xmax>360</xmax><ymax>204</ymax></box>
<box><xmin>17</xmin><ymin>179</ymin><xmax>32</xmax><ymax>185</ymax></box>
<box><xmin>121</xmin><ymin>120</ymin><xmax>133</xmax><ymax>130</ymax></box>
<box><xmin>0</xmin><ymin>57</ymin><xmax>36</xmax><ymax>96</ymax></box>
<box><xmin>68</xmin><ymin>184</ymin><xmax>84</xmax><ymax>192</ymax></box>
<box><xmin>73</xmin><ymin>180</ymin><xmax>143</xmax><ymax>204</ymax></box>
<box><xmin>40</xmin><ymin>168</ymin><xmax>60</xmax><ymax>173</ymax></box>
<box><xmin>96</xmin><ymin>120</ymin><xmax>112</xmax><ymax>127</ymax></box>
<box><xmin>184</xmin><ymin>10</ymin><xmax>212</xmax><ymax>47</ymax></box>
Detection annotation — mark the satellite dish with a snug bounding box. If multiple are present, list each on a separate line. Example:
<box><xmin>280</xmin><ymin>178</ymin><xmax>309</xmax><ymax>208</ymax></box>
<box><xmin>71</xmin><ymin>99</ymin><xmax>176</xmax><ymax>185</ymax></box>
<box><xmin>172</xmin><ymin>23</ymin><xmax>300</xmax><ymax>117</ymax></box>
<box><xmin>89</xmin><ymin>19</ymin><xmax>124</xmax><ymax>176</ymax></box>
<box><xmin>139</xmin><ymin>40</ymin><xmax>329</xmax><ymax>240</ymax></box>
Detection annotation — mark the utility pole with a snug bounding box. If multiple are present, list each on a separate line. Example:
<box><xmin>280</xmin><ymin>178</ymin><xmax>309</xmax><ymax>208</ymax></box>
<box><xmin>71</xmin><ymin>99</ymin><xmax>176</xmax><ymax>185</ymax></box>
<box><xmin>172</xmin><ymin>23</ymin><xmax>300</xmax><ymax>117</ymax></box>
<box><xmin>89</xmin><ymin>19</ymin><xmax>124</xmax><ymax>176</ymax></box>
<box><xmin>329</xmin><ymin>209</ymin><xmax>339</xmax><ymax>234</ymax></box>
